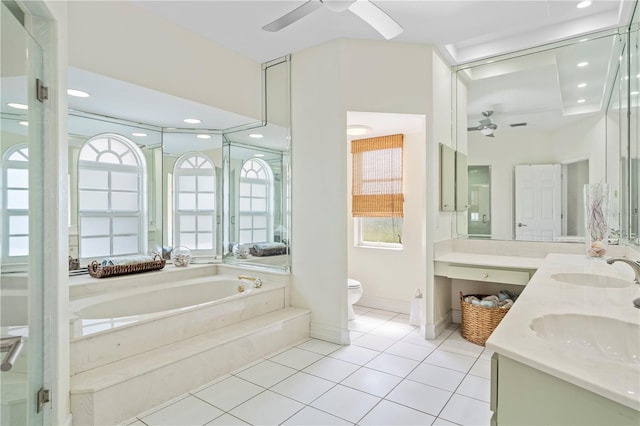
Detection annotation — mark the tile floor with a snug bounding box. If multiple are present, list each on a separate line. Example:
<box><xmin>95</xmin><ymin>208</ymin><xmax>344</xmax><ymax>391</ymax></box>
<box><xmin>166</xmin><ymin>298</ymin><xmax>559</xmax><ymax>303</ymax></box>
<box><xmin>123</xmin><ymin>307</ymin><xmax>494</xmax><ymax>426</ymax></box>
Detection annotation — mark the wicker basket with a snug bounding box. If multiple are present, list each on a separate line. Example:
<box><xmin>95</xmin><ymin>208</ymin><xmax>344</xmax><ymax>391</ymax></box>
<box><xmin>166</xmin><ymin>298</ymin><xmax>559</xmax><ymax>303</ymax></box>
<box><xmin>460</xmin><ymin>292</ymin><xmax>511</xmax><ymax>346</ymax></box>
<box><xmin>88</xmin><ymin>256</ymin><xmax>166</xmax><ymax>278</ymax></box>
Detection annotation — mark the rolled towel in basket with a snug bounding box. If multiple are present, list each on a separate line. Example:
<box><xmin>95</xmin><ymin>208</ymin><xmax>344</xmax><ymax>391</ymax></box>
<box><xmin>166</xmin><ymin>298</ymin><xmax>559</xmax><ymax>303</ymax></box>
<box><xmin>101</xmin><ymin>255</ymin><xmax>155</xmax><ymax>266</ymax></box>
<box><xmin>250</xmin><ymin>242</ymin><xmax>288</xmax><ymax>257</ymax></box>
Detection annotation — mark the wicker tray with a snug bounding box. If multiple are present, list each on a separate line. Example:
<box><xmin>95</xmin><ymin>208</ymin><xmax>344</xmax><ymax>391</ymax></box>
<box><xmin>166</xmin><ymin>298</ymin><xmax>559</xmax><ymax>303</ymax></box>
<box><xmin>88</xmin><ymin>256</ymin><xmax>166</xmax><ymax>278</ymax></box>
<box><xmin>460</xmin><ymin>292</ymin><xmax>511</xmax><ymax>346</ymax></box>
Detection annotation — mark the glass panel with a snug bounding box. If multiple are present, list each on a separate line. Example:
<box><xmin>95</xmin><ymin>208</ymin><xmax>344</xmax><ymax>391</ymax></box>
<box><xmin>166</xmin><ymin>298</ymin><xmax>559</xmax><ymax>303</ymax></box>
<box><xmin>239</xmin><ymin>230</ymin><xmax>252</xmax><ymax>243</ymax></box>
<box><xmin>198</xmin><ymin>193</ymin><xmax>215</xmax><ymax>210</ymax></box>
<box><xmin>197</xmin><ymin>175</ymin><xmax>215</xmax><ymax>191</ymax></box>
<box><xmin>7</xmin><ymin>168</ymin><xmax>28</xmax><ymax>188</ymax></box>
<box><xmin>7</xmin><ymin>189</ymin><xmax>29</xmax><ymax>209</ymax></box>
<box><xmin>9</xmin><ymin>236</ymin><xmax>29</xmax><ymax>256</ymax></box>
<box><xmin>197</xmin><ymin>215</ymin><xmax>213</xmax><ymax>231</ymax></box>
<box><xmin>198</xmin><ymin>232</ymin><xmax>213</xmax><ymax>249</ymax></box>
<box><xmin>113</xmin><ymin>235</ymin><xmax>138</xmax><ymax>255</ymax></box>
<box><xmin>254</xmin><ymin>216</ymin><xmax>267</xmax><ymax>228</ymax></box>
<box><xmin>252</xmin><ymin>183</ymin><xmax>266</xmax><ymax>197</ymax></box>
<box><xmin>111</xmin><ymin>171</ymin><xmax>138</xmax><ymax>190</ymax></box>
<box><xmin>239</xmin><ymin>198</ymin><xmax>251</xmax><ymax>211</ymax></box>
<box><xmin>179</xmin><ymin>175</ymin><xmax>196</xmax><ymax>191</ymax></box>
<box><xmin>81</xmin><ymin>237</ymin><xmax>111</xmax><ymax>258</ymax></box>
<box><xmin>178</xmin><ymin>193</ymin><xmax>196</xmax><ymax>210</ymax></box>
<box><xmin>79</xmin><ymin>190</ymin><xmax>109</xmax><ymax>210</ymax></box>
<box><xmin>8</xmin><ymin>215</ymin><xmax>29</xmax><ymax>234</ymax></box>
<box><xmin>180</xmin><ymin>215</ymin><xmax>196</xmax><ymax>231</ymax></box>
<box><xmin>79</xmin><ymin>146</ymin><xmax>98</xmax><ymax>161</ymax></box>
<box><xmin>79</xmin><ymin>168</ymin><xmax>109</xmax><ymax>189</ymax></box>
<box><xmin>113</xmin><ymin>217</ymin><xmax>138</xmax><ymax>234</ymax></box>
<box><xmin>239</xmin><ymin>216</ymin><xmax>252</xmax><ymax>228</ymax></box>
<box><xmin>252</xmin><ymin>198</ymin><xmax>266</xmax><ymax>212</ymax></box>
<box><xmin>180</xmin><ymin>233</ymin><xmax>196</xmax><ymax>248</ymax></box>
<box><xmin>111</xmin><ymin>191</ymin><xmax>138</xmax><ymax>211</ymax></box>
<box><xmin>240</xmin><ymin>182</ymin><xmax>251</xmax><ymax>194</ymax></box>
<box><xmin>110</xmin><ymin>138</ymin><xmax>129</xmax><ymax>155</ymax></box>
<box><xmin>91</xmin><ymin>138</ymin><xmax>109</xmax><ymax>152</ymax></box>
<box><xmin>80</xmin><ymin>217</ymin><xmax>110</xmax><ymax>236</ymax></box>
<box><xmin>121</xmin><ymin>151</ymin><xmax>137</xmax><ymax>165</ymax></box>
<box><xmin>99</xmin><ymin>152</ymin><xmax>120</xmax><ymax>164</ymax></box>
<box><xmin>253</xmin><ymin>230</ymin><xmax>267</xmax><ymax>242</ymax></box>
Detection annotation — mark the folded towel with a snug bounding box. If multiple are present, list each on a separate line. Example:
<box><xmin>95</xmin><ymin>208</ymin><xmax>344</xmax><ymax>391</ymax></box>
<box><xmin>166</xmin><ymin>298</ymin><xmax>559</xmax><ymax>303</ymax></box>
<box><xmin>101</xmin><ymin>255</ymin><xmax>155</xmax><ymax>266</ymax></box>
<box><xmin>250</xmin><ymin>242</ymin><xmax>288</xmax><ymax>257</ymax></box>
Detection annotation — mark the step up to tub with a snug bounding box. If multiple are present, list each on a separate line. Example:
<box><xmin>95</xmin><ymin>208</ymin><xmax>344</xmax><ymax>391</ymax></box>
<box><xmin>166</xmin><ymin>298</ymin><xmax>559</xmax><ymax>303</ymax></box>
<box><xmin>70</xmin><ymin>307</ymin><xmax>310</xmax><ymax>426</ymax></box>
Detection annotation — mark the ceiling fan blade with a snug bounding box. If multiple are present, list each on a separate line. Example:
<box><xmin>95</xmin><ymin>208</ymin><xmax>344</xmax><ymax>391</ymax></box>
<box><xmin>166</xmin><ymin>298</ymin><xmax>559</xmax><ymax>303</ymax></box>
<box><xmin>348</xmin><ymin>0</ymin><xmax>404</xmax><ymax>40</ymax></box>
<box><xmin>467</xmin><ymin>127</ymin><xmax>480</xmax><ymax>131</ymax></box>
<box><xmin>486</xmin><ymin>133</ymin><xmax>495</xmax><ymax>138</ymax></box>
<box><xmin>263</xmin><ymin>0</ymin><xmax>323</xmax><ymax>32</ymax></box>
<box><xmin>479</xmin><ymin>118</ymin><xmax>492</xmax><ymax>126</ymax></box>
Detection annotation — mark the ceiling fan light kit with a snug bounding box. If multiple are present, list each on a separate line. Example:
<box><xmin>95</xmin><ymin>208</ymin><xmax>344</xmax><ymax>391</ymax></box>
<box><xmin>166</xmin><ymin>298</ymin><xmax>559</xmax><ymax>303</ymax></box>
<box><xmin>263</xmin><ymin>0</ymin><xmax>404</xmax><ymax>40</ymax></box>
<box><xmin>468</xmin><ymin>110</ymin><xmax>498</xmax><ymax>138</ymax></box>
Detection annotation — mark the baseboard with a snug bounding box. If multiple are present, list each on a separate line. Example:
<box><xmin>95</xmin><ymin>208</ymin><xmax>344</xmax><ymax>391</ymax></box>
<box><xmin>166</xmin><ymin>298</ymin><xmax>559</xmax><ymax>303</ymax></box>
<box><xmin>452</xmin><ymin>309</ymin><xmax>461</xmax><ymax>324</ymax></box>
<box><xmin>357</xmin><ymin>295</ymin><xmax>411</xmax><ymax>315</ymax></box>
<box><xmin>310</xmin><ymin>322</ymin><xmax>350</xmax><ymax>345</ymax></box>
<box><xmin>425</xmin><ymin>310</ymin><xmax>452</xmax><ymax>339</ymax></box>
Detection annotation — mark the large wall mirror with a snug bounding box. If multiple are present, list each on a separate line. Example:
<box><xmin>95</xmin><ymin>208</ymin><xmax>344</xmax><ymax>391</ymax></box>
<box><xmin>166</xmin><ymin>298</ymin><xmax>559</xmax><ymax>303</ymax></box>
<box><xmin>454</xmin><ymin>28</ymin><xmax>639</xmax><ymax>247</ymax></box>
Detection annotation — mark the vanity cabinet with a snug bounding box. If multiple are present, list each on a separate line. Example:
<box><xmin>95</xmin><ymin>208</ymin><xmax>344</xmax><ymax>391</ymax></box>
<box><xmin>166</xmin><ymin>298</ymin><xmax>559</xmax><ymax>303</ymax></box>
<box><xmin>491</xmin><ymin>354</ymin><xmax>640</xmax><ymax>425</ymax></box>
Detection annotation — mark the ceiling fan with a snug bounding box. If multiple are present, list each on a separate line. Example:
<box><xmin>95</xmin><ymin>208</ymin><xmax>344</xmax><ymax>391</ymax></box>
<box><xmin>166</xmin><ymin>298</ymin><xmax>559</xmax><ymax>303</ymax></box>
<box><xmin>262</xmin><ymin>0</ymin><xmax>404</xmax><ymax>40</ymax></box>
<box><xmin>468</xmin><ymin>111</ymin><xmax>498</xmax><ymax>138</ymax></box>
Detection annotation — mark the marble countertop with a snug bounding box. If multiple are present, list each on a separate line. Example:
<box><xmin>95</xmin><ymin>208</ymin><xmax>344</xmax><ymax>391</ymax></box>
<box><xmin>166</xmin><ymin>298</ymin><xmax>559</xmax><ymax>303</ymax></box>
<box><xmin>433</xmin><ymin>252</ymin><xmax>543</xmax><ymax>270</ymax></box>
<box><xmin>486</xmin><ymin>253</ymin><xmax>640</xmax><ymax>411</ymax></box>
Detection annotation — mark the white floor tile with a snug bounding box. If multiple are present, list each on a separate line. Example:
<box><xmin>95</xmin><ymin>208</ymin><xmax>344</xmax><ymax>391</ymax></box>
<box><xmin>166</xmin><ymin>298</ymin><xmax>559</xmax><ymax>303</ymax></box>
<box><xmin>297</xmin><ymin>339</ymin><xmax>342</xmax><ymax>355</ymax></box>
<box><xmin>439</xmin><ymin>393</ymin><xmax>493</xmax><ymax>426</ymax></box>
<box><xmin>270</xmin><ymin>371</ymin><xmax>335</xmax><ymax>404</ymax></box>
<box><xmin>348</xmin><ymin>316</ymin><xmax>384</xmax><ymax>333</ymax></box>
<box><xmin>456</xmin><ymin>374</ymin><xmax>491</xmax><ymax>403</ymax></box>
<box><xmin>195</xmin><ymin>376</ymin><xmax>264</xmax><ymax>411</ymax></box>
<box><xmin>359</xmin><ymin>399</ymin><xmax>436</xmax><ymax>426</ymax></box>
<box><xmin>424</xmin><ymin>349</ymin><xmax>476</xmax><ymax>373</ymax></box>
<box><xmin>141</xmin><ymin>395</ymin><xmax>223</xmax><ymax>426</ymax></box>
<box><xmin>303</xmin><ymin>356</ymin><xmax>361</xmax><ymax>383</ymax></box>
<box><xmin>281</xmin><ymin>406</ymin><xmax>352</xmax><ymax>425</ymax></box>
<box><xmin>480</xmin><ymin>347</ymin><xmax>495</xmax><ymax>360</ymax></box>
<box><xmin>204</xmin><ymin>413</ymin><xmax>249</xmax><ymax>425</ymax></box>
<box><xmin>407</xmin><ymin>363</ymin><xmax>465</xmax><ymax>392</ymax></box>
<box><xmin>125</xmin><ymin>421</ymin><xmax>146</xmax><ymax>426</ymax></box>
<box><xmin>229</xmin><ymin>390</ymin><xmax>304</xmax><ymax>426</ymax></box>
<box><xmin>440</xmin><ymin>333</ymin><xmax>485</xmax><ymax>357</ymax></box>
<box><xmin>352</xmin><ymin>333</ymin><xmax>397</xmax><ymax>351</ymax></box>
<box><xmin>340</xmin><ymin>366</ymin><xmax>402</xmax><ymax>397</ymax></box>
<box><xmin>366</xmin><ymin>309</ymin><xmax>399</xmax><ymax>319</ymax></box>
<box><xmin>432</xmin><ymin>418</ymin><xmax>459</xmax><ymax>425</ymax></box>
<box><xmin>329</xmin><ymin>344</ymin><xmax>380</xmax><ymax>365</ymax></box>
<box><xmin>365</xmin><ymin>352</ymin><xmax>419</xmax><ymax>377</ymax></box>
<box><xmin>310</xmin><ymin>384</ymin><xmax>381</xmax><ymax>424</ymax></box>
<box><xmin>369</xmin><ymin>323</ymin><xmax>413</xmax><ymax>340</ymax></box>
<box><xmin>349</xmin><ymin>330</ymin><xmax>365</xmax><ymax>341</ymax></box>
<box><xmin>235</xmin><ymin>359</ymin><xmax>297</xmax><ymax>388</ymax></box>
<box><xmin>269</xmin><ymin>347</ymin><xmax>324</xmax><ymax>370</ymax></box>
<box><xmin>469</xmin><ymin>358</ymin><xmax>492</xmax><ymax>379</ymax></box>
<box><xmin>386</xmin><ymin>379</ymin><xmax>452</xmax><ymax>416</ymax></box>
<box><xmin>385</xmin><ymin>340</ymin><xmax>435</xmax><ymax>361</ymax></box>
<box><xmin>400</xmin><ymin>330</ymin><xmax>442</xmax><ymax>348</ymax></box>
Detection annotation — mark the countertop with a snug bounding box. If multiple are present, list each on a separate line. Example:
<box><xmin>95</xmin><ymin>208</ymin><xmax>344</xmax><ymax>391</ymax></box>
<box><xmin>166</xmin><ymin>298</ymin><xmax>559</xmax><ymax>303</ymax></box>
<box><xmin>486</xmin><ymin>253</ymin><xmax>640</xmax><ymax>411</ymax></box>
<box><xmin>433</xmin><ymin>252</ymin><xmax>543</xmax><ymax>270</ymax></box>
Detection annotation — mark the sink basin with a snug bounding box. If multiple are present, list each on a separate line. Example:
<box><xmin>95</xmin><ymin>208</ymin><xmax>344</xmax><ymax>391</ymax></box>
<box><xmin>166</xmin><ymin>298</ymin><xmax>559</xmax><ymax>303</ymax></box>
<box><xmin>530</xmin><ymin>314</ymin><xmax>639</xmax><ymax>364</ymax></box>
<box><xmin>551</xmin><ymin>272</ymin><xmax>631</xmax><ymax>288</ymax></box>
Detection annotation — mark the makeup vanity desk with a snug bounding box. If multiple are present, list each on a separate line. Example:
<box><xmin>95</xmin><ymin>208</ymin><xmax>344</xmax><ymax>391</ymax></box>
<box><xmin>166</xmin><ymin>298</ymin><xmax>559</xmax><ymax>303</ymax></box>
<box><xmin>433</xmin><ymin>252</ymin><xmax>542</xmax><ymax>286</ymax></box>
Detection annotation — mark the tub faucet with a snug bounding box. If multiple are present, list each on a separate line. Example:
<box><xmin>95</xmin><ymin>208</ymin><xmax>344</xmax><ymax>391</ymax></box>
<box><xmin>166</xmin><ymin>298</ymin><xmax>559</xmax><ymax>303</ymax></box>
<box><xmin>606</xmin><ymin>257</ymin><xmax>640</xmax><ymax>285</ymax></box>
<box><xmin>238</xmin><ymin>275</ymin><xmax>263</xmax><ymax>288</ymax></box>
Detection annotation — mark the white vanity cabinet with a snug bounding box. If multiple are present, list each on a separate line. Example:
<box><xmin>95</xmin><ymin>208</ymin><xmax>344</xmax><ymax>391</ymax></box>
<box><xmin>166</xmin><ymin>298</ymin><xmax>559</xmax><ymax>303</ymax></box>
<box><xmin>491</xmin><ymin>354</ymin><xmax>640</xmax><ymax>426</ymax></box>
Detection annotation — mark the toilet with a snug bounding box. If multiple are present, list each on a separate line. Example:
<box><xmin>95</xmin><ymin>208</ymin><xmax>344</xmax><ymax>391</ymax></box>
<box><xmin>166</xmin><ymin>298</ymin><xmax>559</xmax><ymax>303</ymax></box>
<box><xmin>347</xmin><ymin>279</ymin><xmax>363</xmax><ymax>320</ymax></box>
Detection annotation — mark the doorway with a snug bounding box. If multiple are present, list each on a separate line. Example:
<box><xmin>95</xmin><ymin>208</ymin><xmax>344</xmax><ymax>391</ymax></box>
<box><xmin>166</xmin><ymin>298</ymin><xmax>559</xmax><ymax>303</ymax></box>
<box><xmin>467</xmin><ymin>166</ymin><xmax>491</xmax><ymax>237</ymax></box>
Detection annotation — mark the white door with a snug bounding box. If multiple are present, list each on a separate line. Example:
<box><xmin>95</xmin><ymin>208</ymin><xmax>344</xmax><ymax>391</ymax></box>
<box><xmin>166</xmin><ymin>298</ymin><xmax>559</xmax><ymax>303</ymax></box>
<box><xmin>514</xmin><ymin>164</ymin><xmax>562</xmax><ymax>240</ymax></box>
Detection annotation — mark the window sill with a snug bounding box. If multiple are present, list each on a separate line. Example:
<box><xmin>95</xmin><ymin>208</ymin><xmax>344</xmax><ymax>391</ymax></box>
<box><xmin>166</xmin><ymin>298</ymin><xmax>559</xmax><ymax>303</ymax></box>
<box><xmin>355</xmin><ymin>244</ymin><xmax>403</xmax><ymax>251</ymax></box>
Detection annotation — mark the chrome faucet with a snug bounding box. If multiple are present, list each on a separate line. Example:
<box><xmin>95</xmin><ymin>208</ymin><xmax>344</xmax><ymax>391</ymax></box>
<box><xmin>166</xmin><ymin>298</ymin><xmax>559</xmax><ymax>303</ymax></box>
<box><xmin>238</xmin><ymin>275</ymin><xmax>263</xmax><ymax>288</ymax></box>
<box><xmin>606</xmin><ymin>257</ymin><xmax>640</xmax><ymax>285</ymax></box>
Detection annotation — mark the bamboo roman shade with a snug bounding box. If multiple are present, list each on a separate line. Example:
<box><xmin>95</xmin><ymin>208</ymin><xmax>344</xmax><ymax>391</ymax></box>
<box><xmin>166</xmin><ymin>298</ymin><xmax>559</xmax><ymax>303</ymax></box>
<box><xmin>351</xmin><ymin>134</ymin><xmax>404</xmax><ymax>217</ymax></box>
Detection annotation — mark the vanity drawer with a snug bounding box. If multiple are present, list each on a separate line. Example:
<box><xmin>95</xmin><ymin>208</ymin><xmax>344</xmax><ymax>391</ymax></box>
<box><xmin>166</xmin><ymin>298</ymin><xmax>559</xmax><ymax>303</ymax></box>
<box><xmin>447</xmin><ymin>264</ymin><xmax>530</xmax><ymax>285</ymax></box>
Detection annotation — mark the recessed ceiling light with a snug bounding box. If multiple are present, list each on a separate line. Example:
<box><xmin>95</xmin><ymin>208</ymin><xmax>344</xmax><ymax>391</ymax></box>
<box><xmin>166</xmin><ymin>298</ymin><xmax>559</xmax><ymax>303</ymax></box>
<box><xmin>8</xmin><ymin>102</ymin><xmax>28</xmax><ymax>110</ymax></box>
<box><xmin>577</xmin><ymin>83</ymin><xmax>587</xmax><ymax>88</ymax></box>
<box><xmin>197</xmin><ymin>134</ymin><xmax>212</xmax><ymax>139</ymax></box>
<box><xmin>577</xmin><ymin>61</ymin><xmax>589</xmax><ymax>67</ymax></box>
<box><xmin>254</xmin><ymin>154</ymin><xmax>265</xmax><ymax>158</ymax></box>
<box><xmin>132</xmin><ymin>132</ymin><xmax>147</xmax><ymax>137</ymax></box>
<box><xmin>67</xmin><ymin>89</ymin><xmax>90</xmax><ymax>98</ymax></box>
<box><xmin>19</xmin><ymin>121</ymin><xmax>28</xmax><ymax>126</ymax></box>
<box><xmin>184</xmin><ymin>118</ymin><xmax>202</xmax><ymax>124</ymax></box>
<box><xmin>579</xmin><ymin>38</ymin><xmax>589</xmax><ymax>42</ymax></box>
<box><xmin>632</xmin><ymin>91</ymin><xmax>639</xmax><ymax>96</ymax></box>
<box><xmin>576</xmin><ymin>1</ymin><xmax>591</xmax><ymax>9</ymax></box>
<box><xmin>347</xmin><ymin>125</ymin><xmax>372</xmax><ymax>136</ymax></box>
<box><xmin>577</xmin><ymin>99</ymin><xmax>586</xmax><ymax>104</ymax></box>
<box><xmin>249</xmin><ymin>133</ymin><xmax>264</xmax><ymax>139</ymax></box>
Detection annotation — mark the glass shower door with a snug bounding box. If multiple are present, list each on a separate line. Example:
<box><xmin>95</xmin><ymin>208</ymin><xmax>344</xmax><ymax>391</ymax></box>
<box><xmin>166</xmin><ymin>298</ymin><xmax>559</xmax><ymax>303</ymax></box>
<box><xmin>1</xmin><ymin>3</ymin><xmax>46</xmax><ymax>424</ymax></box>
<box><xmin>467</xmin><ymin>166</ymin><xmax>491</xmax><ymax>237</ymax></box>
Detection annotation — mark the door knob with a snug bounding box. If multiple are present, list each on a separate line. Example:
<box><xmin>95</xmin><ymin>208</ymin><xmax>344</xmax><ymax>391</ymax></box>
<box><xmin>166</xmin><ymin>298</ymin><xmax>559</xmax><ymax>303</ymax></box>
<box><xmin>517</xmin><ymin>222</ymin><xmax>527</xmax><ymax>227</ymax></box>
<box><xmin>1</xmin><ymin>336</ymin><xmax>25</xmax><ymax>372</ymax></box>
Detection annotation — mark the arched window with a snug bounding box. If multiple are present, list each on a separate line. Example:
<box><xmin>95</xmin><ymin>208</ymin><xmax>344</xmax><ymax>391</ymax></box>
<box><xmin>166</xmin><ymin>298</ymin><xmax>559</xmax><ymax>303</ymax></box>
<box><xmin>78</xmin><ymin>134</ymin><xmax>146</xmax><ymax>260</ymax></box>
<box><xmin>239</xmin><ymin>158</ymin><xmax>273</xmax><ymax>243</ymax></box>
<box><xmin>173</xmin><ymin>153</ymin><xmax>216</xmax><ymax>253</ymax></box>
<box><xmin>2</xmin><ymin>145</ymin><xmax>29</xmax><ymax>263</ymax></box>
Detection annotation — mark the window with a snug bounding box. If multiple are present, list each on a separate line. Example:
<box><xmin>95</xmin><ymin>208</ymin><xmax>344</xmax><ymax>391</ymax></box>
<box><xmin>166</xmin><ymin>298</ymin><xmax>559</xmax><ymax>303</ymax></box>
<box><xmin>174</xmin><ymin>153</ymin><xmax>216</xmax><ymax>253</ymax></box>
<box><xmin>239</xmin><ymin>158</ymin><xmax>273</xmax><ymax>243</ymax></box>
<box><xmin>2</xmin><ymin>145</ymin><xmax>29</xmax><ymax>263</ymax></box>
<box><xmin>78</xmin><ymin>134</ymin><xmax>146</xmax><ymax>260</ymax></box>
<box><xmin>351</xmin><ymin>134</ymin><xmax>404</xmax><ymax>247</ymax></box>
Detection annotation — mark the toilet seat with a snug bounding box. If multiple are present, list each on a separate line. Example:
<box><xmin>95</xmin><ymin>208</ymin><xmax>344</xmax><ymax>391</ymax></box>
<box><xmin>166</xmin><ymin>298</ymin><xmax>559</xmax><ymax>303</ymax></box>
<box><xmin>347</xmin><ymin>279</ymin><xmax>361</xmax><ymax>289</ymax></box>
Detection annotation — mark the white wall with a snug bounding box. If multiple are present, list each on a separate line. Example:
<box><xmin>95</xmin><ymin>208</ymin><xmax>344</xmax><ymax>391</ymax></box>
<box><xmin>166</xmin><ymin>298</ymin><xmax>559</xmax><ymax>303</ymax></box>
<box><xmin>292</xmin><ymin>39</ymin><xmax>453</xmax><ymax>343</ymax></box>
<box><xmin>66</xmin><ymin>1</ymin><xmax>262</xmax><ymax>121</ymax></box>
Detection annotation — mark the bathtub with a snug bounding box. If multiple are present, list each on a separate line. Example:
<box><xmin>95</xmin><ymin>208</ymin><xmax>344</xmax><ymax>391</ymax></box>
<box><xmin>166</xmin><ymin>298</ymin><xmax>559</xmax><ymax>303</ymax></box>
<box><xmin>69</xmin><ymin>275</ymin><xmax>287</xmax><ymax>375</ymax></box>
